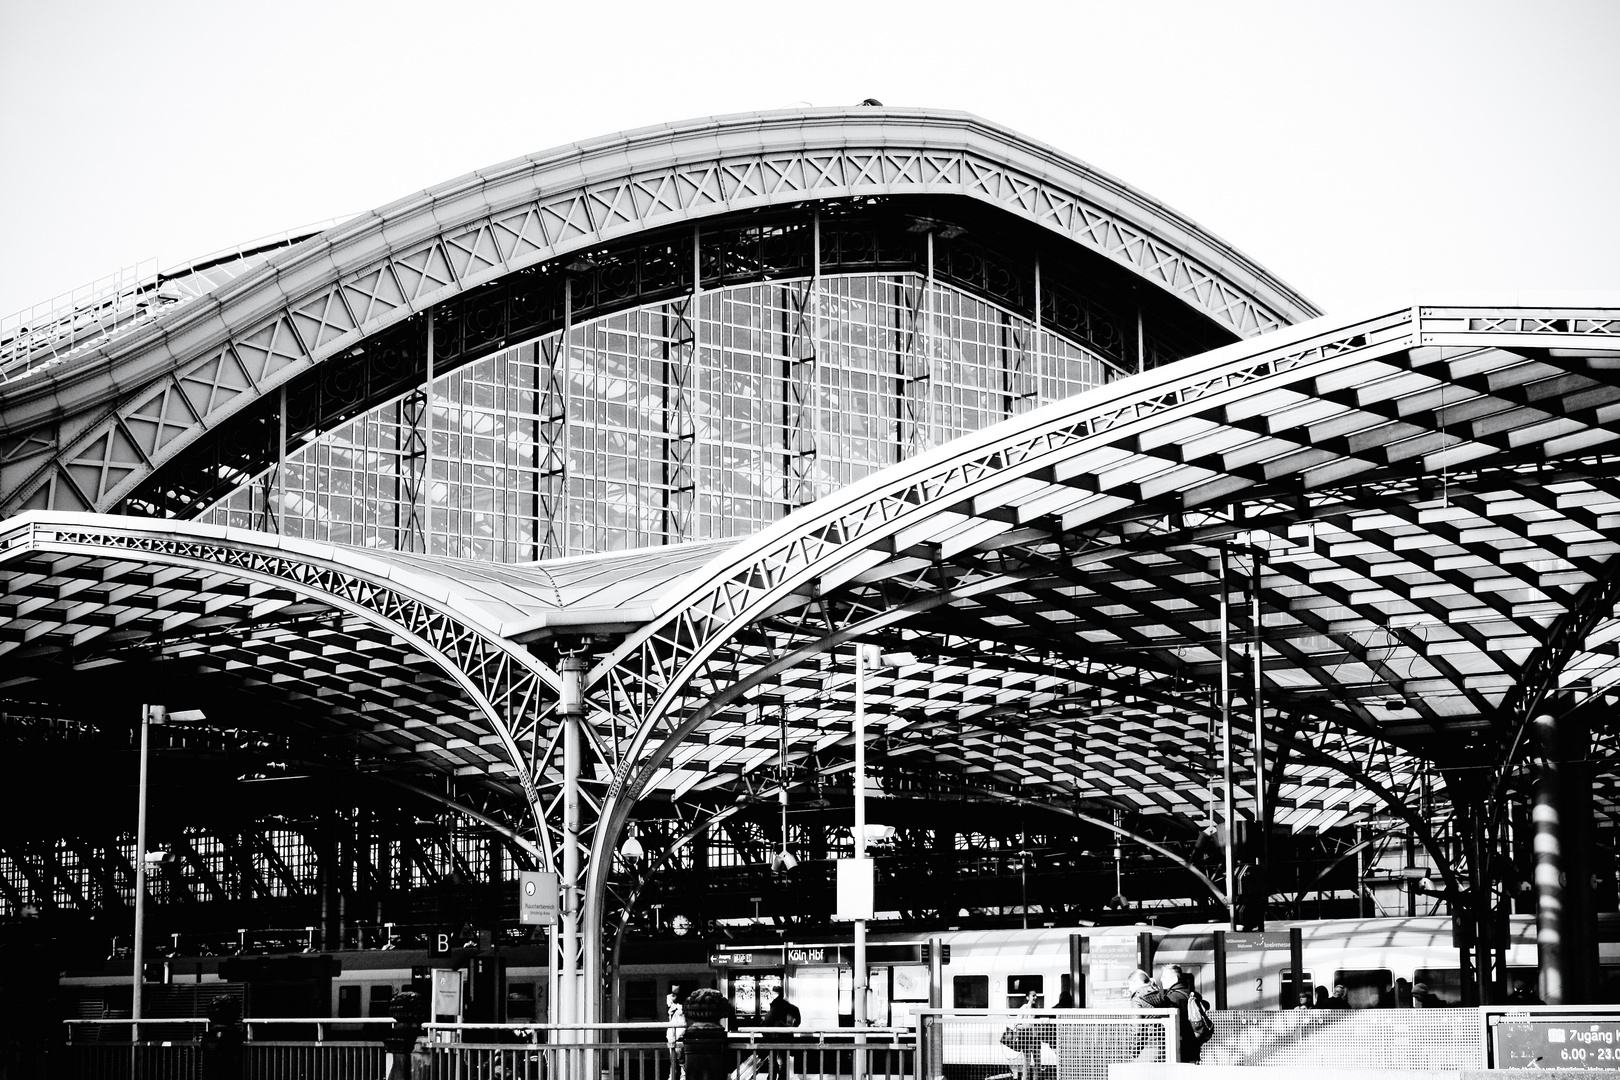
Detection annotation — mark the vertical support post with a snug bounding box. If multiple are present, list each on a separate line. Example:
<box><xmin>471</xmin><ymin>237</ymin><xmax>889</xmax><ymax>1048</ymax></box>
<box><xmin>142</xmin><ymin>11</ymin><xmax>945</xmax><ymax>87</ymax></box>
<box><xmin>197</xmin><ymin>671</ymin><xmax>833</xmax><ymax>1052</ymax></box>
<box><xmin>276</xmin><ymin>385</ymin><xmax>287</xmax><ymax>536</ymax></box>
<box><xmin>1032</xmin><ymin>255</ymin><xmax>1043</xmax><ymax>384</ymax></box>
<box><xmin>559</xmin><ymin>655</ymin><xmax>585</xmax><ymax>1032</ymax></box>
<box><xmin>1533</xmin><ymin>712</ymin><xmax>1566</xmax><ymax>1004</ymax></box>
<box><xmin>1212</xmin><ymin>931</ymin><xmax>1228</xmax><ymax>1010</ymax></box>
<box><xmin>853</xmin><ymin>643</ymin><xmax>871</xmax><ymax>1080</ymax></box>
<box><xmin>423</xmin><ymin>308</ymin><xmax>436</xmax><ymax>554</ymax></box>
<box><xmin>1136</xmin><ymin>304</ymin><xmax>1146</xmax><ymax>374</ymax></box>
<box><xmin>1251</xmin><ymin>547</ymin><xmax>1266</xmax><ymax>928</ymax></box>
<box><xmin>1069</xmin><ymin>933</ymin><xmax>1084</xmax><ymax>1008</ymax></box>
<box><xmin>1219</xmin><ymin>547</ymin><xmax>1236</xmax><ymax>926</ymax></box>
<box><xmin>133</xmin><ymin>704</ymin><xmax>161</xmax><ymax>1041</ymax></box>
<box><xmin>928</xmin><ymin>935</ymin><xmax>943</xmax><ymax>1008</ymax></box>
<box><xmin>1288</xmin><ymin>928</ymin><xmax>1304</xmax><ymax>1009</ymax></box>
<box><xmin>1251</xmin><ymin>549</ymin><xmax>1265</xmax><ymax>829</ymax></box>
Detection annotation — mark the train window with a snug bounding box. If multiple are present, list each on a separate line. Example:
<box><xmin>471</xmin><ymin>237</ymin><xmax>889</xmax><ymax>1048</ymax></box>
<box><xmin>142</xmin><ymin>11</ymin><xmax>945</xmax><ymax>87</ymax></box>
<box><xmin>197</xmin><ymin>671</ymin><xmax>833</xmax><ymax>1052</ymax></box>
<box><xmin>953</xmin><ymin>975</ymin><xmax>989</xmax><ymax>1009</ymax></box>
<box><xmin>369</xmin><ymin>984</ymin><xmax>394</xmax><ymax>1018</ymax></box>
<box><xmin>625</xmin><ymin>979</ymin><xmax>657</xmax><ymax>1021</ymax></box>
<box><xmin>1007</xmin><ymin>975</ymin><xmax>1044</xmax><ymax>1009</ymax></box>
<box><xmin>1279</xmin><ymin>970</ymin><xmax>1313</xmax><ymax>1010</ymax></box>
<box><xmin>338</xmin><ymin>985</ymin><xmax>361</xmax><ymax>1018</ymax></box>
<box><xmin>1411</xmin><ymin>968</ymin><xmax>1461</xmax><ymax>1007</ymax></box>
<box><xmin>507</xmin><ymin>982</ymin><xmax>537</xmax><ymax>1023</ymax></box>
<box><xmin>1331</xmin><ymin>968</ymin><xmax>1392</xmax><ymax>1009</ymax></box>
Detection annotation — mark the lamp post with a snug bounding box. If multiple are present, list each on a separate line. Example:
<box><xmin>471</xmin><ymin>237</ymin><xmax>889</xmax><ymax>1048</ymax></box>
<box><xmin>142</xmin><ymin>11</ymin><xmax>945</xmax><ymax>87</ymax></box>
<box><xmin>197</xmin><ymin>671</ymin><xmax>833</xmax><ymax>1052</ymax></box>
<box><xmin>849</xmin><ymin>645</ymin><xmax>914</xmax><ymax>1073</ymax></box>
<box><xmin>133</xmin><ymin>705</ymin><xmax>202</xmax><ymax>1040</ymax></box>
<box><xmin>132</xmin><ymin>705</ymin><xmax>160</xmax><ymax>1039</ymax></box>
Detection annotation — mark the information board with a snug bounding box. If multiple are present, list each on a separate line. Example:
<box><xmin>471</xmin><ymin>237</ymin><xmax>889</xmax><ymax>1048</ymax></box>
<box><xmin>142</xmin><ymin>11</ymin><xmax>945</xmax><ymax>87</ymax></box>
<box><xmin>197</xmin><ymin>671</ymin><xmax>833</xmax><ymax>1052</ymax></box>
<box><xmin>519</xmin><ymin>871</ymin><xmax>559</xmax><ymax>925</ymax></box>
<box><xmin>1087</xmin><ymin>936</ymin><xmax>1142</xmax><ymax>1006</ymax></box>
<box><xmin>1219</xmin><ymin>930</ymin><xmax>1292</xmax><ymax>1010</ymax></box>
<box><xmin>1494</xmin><ymin>1017</ymin><xmax>1620</xmax><ymax>1070</ymax></box>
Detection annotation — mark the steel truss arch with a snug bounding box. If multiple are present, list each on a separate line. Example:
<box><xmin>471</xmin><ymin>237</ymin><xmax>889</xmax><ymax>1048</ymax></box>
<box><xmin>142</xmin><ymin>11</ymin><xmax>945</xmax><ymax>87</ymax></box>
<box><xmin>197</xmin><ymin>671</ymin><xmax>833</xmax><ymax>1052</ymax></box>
<box><xmin>579</xmin><ymin>304</ymin><xmax>1620</xmax><ymax>1017</ymax></box>
<box><xmin>0</xmin><ymin>513</ymin><xmax>569</xmax><ymax>866</ymax></box>
<box><xmin>1</xmin><ymin>107</ymin><xmax>1318</xmax><ymax>519</ymax></box>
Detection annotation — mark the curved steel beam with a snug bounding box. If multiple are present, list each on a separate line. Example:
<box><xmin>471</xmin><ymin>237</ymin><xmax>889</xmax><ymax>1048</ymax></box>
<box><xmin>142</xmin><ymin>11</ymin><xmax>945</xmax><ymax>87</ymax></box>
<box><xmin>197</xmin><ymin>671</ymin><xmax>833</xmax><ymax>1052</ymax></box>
<box><xmin>0</xmin><ymin>512</ymin><xmax>562</xmax><ymax>867</ymax></box>
<box><xmin>3</xmin><ymin>107</ymin><xmax>1316</xmax><ymax>517</ymax></box>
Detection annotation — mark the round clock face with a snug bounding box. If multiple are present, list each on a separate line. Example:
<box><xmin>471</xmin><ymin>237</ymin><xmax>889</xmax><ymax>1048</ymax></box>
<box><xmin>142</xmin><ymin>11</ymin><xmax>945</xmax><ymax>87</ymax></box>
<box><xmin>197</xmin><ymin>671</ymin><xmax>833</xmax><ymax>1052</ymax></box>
<box><xmin>671</xmin><ymin>914</ymin><xmax>692</xmax><ymax>936</ymax></box>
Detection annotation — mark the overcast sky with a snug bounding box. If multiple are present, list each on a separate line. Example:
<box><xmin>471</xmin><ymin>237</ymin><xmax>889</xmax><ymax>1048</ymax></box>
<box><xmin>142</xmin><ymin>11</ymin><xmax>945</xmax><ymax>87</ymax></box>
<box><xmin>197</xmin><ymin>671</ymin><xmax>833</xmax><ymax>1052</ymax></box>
<box><xmin>2</xmin><ymin>0</ymin><xmax>1616</xmax><ymax>324</ymax></box>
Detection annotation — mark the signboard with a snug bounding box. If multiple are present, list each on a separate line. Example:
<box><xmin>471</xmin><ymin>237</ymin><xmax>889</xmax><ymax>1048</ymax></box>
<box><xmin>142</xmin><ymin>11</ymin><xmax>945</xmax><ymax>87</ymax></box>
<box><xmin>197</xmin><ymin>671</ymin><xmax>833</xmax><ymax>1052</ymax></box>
<box><xmin>836</xmin><ymin>858</ymin><xmax>874</xmax><ymax>920</ymax></box>
<box><xmin>787</xmin><ymin>946</ymin><xmax>831</xmax><ymax>965</ymax></box>
<box><xmin>1087</xmin><ymin>936</ymin><xmax>1142</xmax><ymax>1006</ymax></box>
<box><xmin>519</xmin><ymin>871</ymin><xmax>560</xmax><ymax>925</ymax></box>
<box><xmin>711</xmin><ymin>952</ymin><xmax>760</xmax><ymax>967</ymax></box>
<box><xmin>1494</xmin><ymin>1017</ymin><xmax>1620</xmax><ymax>1070</ymax></box>
<box><xmin>432</xmin><ymin>968</ymin><xmax>463</xmax><ymax>1022</ymax></box>
<box><xmin>1220</xmin><ymin>930</ymin><xmax>1292</xmax><ymax>1010</ymax></box>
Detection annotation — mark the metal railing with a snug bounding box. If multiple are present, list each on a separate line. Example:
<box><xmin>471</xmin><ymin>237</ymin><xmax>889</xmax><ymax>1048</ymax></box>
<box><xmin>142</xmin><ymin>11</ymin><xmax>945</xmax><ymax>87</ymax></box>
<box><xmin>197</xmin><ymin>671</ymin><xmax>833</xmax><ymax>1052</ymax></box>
<box><xmin>52</xmin><ymin>1005</ymin><xmax>1620</xmax><ymax>1080</ymax></box>
<box><xmin>916</xmin><ymin>1009</ymin><xmax>1175</xmax><ymax>1080</ymax></box>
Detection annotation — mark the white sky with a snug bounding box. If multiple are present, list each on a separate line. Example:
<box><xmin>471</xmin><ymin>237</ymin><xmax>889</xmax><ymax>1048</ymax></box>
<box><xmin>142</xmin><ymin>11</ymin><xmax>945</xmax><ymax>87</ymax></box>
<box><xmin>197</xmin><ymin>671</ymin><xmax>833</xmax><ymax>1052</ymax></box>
<box><xmin>2</xmin><ymin>0</ymin><xmax>1616</xmax><ymax>323</ymax></box>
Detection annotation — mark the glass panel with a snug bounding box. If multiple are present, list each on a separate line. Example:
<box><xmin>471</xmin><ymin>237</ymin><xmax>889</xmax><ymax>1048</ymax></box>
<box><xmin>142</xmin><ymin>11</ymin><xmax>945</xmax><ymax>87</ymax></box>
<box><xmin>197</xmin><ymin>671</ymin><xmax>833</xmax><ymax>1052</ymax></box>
<box><xmin>953</xmin><ymin>975</ymin><xmax>988</xmax><ymax>1009</ymax></box>
<box><xmin>505</xmin><ymin>982</ymin><xmax>536</xmax><ymax>1023</ymax></box>
<box><xmin>625</xmin><ymin>979</ymin><xmax>657</xmax><ymax>1021</ymax></box>
<box><xmin>1411</xmin><ymin>968</ymin><xmax>1462</xmax><ymax>1007</ymax></box>
<box><xmin>1279</xmin><ymin>969</ymin><xmax>1314</xmax><ymax>1009</ymax></box>
<box><xmin>1007</xmin><ymin>974</ymin><xmax>1044</xmax><ymax>1009</ymax></box>
<box><xmin>1331</xmin><ymin>968</ymin><xmax>1392</xmax><ymax>1009</ymax></box>
<box><xmin>211</xmin><ymin>274</ymin><xmax>1120</xmax><ymax>559</ymax></box>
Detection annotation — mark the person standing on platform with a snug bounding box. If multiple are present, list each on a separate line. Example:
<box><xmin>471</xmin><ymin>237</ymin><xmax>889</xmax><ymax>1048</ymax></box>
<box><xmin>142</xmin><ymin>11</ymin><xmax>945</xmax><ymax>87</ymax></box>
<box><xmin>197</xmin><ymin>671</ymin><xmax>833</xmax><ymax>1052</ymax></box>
<box><xmin>763</xmin><ymin>989</ymin><xmax>801</xmax><ymax>1080</ymax></box>
<box><xmin>667</xmin><ymin>987</ymin><xmax>687</xmax><ymax>1080</ymax></box>
<box><xmin>1126</xmin><ymin>970</ymin><xmax>1165</xmax><ymax>1063</ymax></box>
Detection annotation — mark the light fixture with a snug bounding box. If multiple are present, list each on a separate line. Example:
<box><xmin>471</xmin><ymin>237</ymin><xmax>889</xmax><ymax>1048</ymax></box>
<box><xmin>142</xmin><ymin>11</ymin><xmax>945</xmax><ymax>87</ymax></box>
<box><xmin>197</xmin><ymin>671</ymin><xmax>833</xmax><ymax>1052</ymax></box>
<box><xmin>773</xmin><ymin>704</ymin><xmax>797</xmax><ymax>874</ymax></box>
<box><xmin>619</xmin><ymin>823</ymin><xmax>644</xmax><ymax>862</ymax></box>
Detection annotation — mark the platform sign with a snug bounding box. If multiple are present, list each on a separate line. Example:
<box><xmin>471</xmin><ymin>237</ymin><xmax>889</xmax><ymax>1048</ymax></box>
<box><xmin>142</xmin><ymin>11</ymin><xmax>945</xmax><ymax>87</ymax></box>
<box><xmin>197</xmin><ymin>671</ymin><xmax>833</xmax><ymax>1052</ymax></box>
<box><xmin>835</xmin><ymin>858</ymin><xmax>874</xmax><ymax>921</ymax></box>
<box><xmin>432</xmin><ymin>967</ymin><xmax>463</xmax><ymax>1022</ymax></box>
<box><xmin>1219</xmin><ymin>930</ymin><xmax>1291</xmax><ymax>1011</ymax></box>
<box><xmin>1494</xmin><ymin>1017</ymin><xmax>1620</xmax><ymax>1070</ymax></box>
<box><xmin>519</xmin><ymin>871</ymin><xmax>559</xmax><ymax>925</ymax></box>
<box><xmin>1086</xmin><ymin>936</ymin><xmax>1142</xmax><ymax>1006</ymax></box>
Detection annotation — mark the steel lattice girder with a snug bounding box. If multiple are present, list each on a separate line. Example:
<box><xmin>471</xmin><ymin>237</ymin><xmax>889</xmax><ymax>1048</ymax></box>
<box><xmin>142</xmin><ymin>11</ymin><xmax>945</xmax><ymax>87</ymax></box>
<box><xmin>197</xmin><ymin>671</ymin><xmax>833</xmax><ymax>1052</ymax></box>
<box><xmin>0</xmin><ymin>108</ymin><xmax>1316</xmax><ymax>519</ymax></box>
<box><xmin>0</xmin><ymin>516</ymin><xmax>568</xmax><ymax>868</ymax></box>
<box><xmin>584</xmin><ymin>305</ymin><xmax>1620</xmax><ymax>888</ymax></box>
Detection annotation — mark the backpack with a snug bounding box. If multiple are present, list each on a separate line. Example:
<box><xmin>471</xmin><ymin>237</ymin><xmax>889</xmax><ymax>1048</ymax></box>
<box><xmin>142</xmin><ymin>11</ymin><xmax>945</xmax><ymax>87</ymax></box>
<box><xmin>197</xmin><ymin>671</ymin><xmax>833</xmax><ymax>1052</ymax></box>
<box><xmin>1185</xmin><ymin>991</ymin><xmax>1214</xmax><ymax>1045</ymax></box>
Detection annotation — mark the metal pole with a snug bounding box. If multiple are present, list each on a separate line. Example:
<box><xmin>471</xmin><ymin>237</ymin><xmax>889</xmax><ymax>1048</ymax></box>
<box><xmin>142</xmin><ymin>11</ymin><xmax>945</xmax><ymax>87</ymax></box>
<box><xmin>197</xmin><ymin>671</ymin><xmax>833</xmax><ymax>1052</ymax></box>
<box><xmin>423</xmin><ymin>306</ymin><xmax>435</xmax><ymax>554</ymax></box>
<box><xmin>1251</xmin><ymin>549</ymin><xmax>1264</xmax><ymax>825</ymax></box>
<box><xmin>133</xmin><ymin>704</ymin><xmax>160</xmax><ymax>1042</ymax></box>
<box><xmin>1251</xmin><ymin>547</ymin><xmax>1266</xmax><ymax>928</ymax></box>
<box><xmin>559</xmin><ymin>655</ymin><xmax>585</xmax><ymax>1032</ymax></box>
<box><xmin>854</xmin><ymin>644</ymin><xmax>870</xmax><ymax>1080</ymax></box>
<box><xmin>1219</xmin><ymin>547</ymin><xmax>1236</xmax><ymax>925</ymax></box>
<box><xmin>1533</xmin><ymin>712</ymin><xmax>1566</xmax><ymax>1005</ymax></box>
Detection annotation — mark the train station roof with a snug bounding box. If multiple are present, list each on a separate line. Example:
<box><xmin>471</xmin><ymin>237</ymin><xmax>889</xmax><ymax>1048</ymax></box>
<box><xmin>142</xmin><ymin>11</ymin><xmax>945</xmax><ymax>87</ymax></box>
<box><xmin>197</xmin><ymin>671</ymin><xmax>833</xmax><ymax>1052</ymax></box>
<box><xmin>6</xmin><ymin>302</ymin><xmax>1620</xmax><ymax>874</ymax></box>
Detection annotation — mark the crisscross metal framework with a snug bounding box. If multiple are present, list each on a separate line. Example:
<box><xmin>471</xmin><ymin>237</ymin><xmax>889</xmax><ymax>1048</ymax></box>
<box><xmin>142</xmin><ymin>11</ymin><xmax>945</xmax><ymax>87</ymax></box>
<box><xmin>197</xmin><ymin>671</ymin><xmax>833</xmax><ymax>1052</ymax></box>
<box><xmin>0</xmin><ymin>107</ymin><xmax>1316</xmax><ymax>523</ymax></box>
<box><xmin>577</xmin><ymin>304</ymin><xmax>1620</xmax><ymax>1013</ymax></box>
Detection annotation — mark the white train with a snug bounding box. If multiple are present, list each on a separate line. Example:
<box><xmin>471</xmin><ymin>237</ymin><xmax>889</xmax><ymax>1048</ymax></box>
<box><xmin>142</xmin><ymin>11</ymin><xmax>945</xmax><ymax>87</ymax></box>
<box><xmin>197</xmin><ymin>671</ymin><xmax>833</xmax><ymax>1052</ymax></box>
<box><xmin>704</xmin><ymin>917</ymin><xmax>1556</xmax><ymax>1024</ymax></box>
<box><xmin>61</xmin><ymin>916</ymin><xmax>1612</xmax><ymax>1030</ymax></box>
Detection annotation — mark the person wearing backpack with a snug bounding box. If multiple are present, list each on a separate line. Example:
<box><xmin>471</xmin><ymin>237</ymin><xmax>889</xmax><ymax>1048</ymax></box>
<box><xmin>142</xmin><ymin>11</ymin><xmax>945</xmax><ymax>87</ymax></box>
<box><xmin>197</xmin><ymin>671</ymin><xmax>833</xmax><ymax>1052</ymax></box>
<box><xmin>1163</xmin><ymin>982</ymin><xmax>1213</xmax><ymax>1063</ymax></box>
<box><xmin>1126</xmin><ymin>970</ymin><xmax>1168</xmax><ymax>1062</ymax></box>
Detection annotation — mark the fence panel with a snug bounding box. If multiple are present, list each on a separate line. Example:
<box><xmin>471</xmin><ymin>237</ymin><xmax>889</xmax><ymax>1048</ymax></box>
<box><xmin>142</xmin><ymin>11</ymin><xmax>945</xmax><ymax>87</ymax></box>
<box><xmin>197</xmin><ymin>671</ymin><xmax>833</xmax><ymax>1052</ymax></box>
<box><xmin>54</xmin><ymin>1040</ymin><xmax>383</xmax><ymax>1080</ymax></box>
<box><xmin>1199</xmin><ymin>1009</ymin><xmax>1485</xmax><ymax>1070</ymax></box>
<box><xmin>244</xmin><ymin>1041</ymin><xmax>385</xmax><ymax>1079</ymax></box>
<box><xmin>918</xmin><ymin>1010</ymin><xmax>1174</xmax><ymax>1080</ymax></box>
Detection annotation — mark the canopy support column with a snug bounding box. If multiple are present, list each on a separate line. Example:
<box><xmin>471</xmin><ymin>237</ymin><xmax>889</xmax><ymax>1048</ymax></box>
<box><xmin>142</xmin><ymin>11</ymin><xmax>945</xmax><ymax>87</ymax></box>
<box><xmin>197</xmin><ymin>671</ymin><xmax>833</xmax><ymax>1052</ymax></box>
<box><xmin>560</xmin><ymin>654</ymin><xmax>585</xmax><ymax>1031</ymax></box>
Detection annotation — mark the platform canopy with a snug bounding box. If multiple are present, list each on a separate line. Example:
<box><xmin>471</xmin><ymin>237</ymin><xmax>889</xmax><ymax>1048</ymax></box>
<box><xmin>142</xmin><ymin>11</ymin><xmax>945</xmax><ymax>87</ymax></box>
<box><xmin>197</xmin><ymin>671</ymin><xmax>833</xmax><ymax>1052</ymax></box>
<box><xmin>6</xmin><ymin>304</ymin><xmax>1620</xmax><ymax>905</ymax></box>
